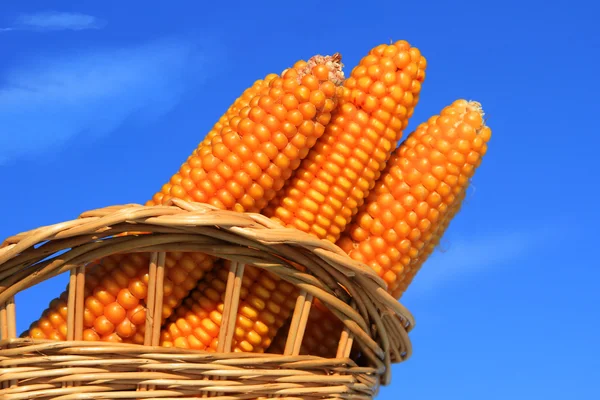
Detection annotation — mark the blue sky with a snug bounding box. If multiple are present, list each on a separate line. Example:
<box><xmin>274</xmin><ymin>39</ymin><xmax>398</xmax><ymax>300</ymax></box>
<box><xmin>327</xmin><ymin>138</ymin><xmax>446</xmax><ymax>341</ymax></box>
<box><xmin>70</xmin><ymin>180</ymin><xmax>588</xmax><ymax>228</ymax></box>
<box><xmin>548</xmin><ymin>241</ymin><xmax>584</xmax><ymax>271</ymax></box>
<box><xmin>0</xmin><ymin>0</ymin><xmax>598</xmax><ymax>398</ymax></box>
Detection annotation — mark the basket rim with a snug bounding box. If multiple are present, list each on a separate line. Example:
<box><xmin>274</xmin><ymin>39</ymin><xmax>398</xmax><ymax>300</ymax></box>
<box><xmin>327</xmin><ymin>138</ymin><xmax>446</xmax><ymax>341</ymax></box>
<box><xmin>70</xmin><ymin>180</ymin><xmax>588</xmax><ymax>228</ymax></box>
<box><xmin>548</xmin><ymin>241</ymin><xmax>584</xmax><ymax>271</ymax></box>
<box><xmin>0</xmin><ymin>199</ymin><xmax>415</xmax><ymax>386</ymax></box>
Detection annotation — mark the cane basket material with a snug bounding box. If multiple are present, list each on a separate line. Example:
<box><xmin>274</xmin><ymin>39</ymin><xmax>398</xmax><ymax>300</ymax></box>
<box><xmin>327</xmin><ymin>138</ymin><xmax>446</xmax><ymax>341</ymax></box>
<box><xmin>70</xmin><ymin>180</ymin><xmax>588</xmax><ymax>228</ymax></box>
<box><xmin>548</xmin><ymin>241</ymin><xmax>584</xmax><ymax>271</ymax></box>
<box><xmin>0</xmin><ymin>199</ymin><xmax>414</xmax><ymax>399</ymax></box>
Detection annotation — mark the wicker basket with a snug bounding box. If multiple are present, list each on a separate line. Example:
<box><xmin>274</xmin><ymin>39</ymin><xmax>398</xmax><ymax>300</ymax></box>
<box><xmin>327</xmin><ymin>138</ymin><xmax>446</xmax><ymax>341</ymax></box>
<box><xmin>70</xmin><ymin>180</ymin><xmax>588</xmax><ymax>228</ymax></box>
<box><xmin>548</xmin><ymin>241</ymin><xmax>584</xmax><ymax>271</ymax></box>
<box><xmin>0</xmin><ymin>199</ymin><xmax>414</xmax><ymax>399</ymax></box>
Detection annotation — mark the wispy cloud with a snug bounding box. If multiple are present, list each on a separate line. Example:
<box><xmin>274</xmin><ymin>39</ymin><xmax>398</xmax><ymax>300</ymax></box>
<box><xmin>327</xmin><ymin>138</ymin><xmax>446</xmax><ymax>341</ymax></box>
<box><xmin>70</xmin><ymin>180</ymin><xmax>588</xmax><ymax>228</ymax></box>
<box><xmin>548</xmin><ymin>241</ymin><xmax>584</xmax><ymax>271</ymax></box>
<box><xmin>1</xmin><ymin>11</ymin><xmax>104</xmax><ymax>32</ymax></box>
<box><xmin>405</xmin><ymin>225</ymin><xmax>556</xmax><ymax>296</ymax></box>
<box><xmin>0</xmin><ymin>38</ymin><xmax>204</xmax><ymax>165</ymax></box>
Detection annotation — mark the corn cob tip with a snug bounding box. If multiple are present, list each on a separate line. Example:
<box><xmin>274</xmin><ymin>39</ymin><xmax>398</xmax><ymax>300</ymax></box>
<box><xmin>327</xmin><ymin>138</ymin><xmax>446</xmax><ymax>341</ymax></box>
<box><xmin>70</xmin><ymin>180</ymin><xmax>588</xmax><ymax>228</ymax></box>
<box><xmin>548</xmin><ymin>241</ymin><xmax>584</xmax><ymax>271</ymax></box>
<box><xmin>465</xmin><ymin>100</ymin><xmax>492</xmax><ymax>140</ymax></box>
<box><xmin>467</xmin><ymin>100</ymin><xmax>482</xmax><ymax>110</ymax></box>
<box><xmin>449</xmin><ymin>99</ymin><xmax>490</xmax><ymax>137</ymax></box>
<box><xmin>298</xmin><ymin>53</ymin><xmax>345</xmax><ymax>85</ymax></box>
<box><xmin>466</xmin><ymin>100</ymin><xmax>484</xmax><ymax>118</ymax></box>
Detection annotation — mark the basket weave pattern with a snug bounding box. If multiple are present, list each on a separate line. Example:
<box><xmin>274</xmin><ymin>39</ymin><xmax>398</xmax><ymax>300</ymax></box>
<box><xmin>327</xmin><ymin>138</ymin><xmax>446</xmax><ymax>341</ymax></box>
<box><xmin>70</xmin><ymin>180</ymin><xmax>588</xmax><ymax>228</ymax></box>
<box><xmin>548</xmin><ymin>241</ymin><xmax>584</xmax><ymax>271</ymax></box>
<box><xmin>0</xmin><ymin>199</ymin><xmax>414</xmax><ymax>399</ymax></box>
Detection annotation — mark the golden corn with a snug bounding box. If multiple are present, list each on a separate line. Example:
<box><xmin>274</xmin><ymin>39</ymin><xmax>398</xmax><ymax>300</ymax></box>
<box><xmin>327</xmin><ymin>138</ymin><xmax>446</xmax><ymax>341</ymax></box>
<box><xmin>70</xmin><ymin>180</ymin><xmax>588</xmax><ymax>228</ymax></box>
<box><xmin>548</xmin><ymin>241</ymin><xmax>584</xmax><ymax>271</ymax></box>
<box><xmin>162</xmin><ymin>40</ymin><xmax>427</xmax><ymax>353</ymax></box>
<box><xmin>22</xmin><ymin>53</ymin><xmax>344</xmax><ymax>343</ymax></box>
<box><xmin>268</xmin><ymin>99</ymin><xmax>492</xmax><ymax>357</ymax></box>
<box><xmin>148</xmin><ymin>54</ymin><xmax>343</xmax><ymax>211</ymax></box>
<box><xmin>338</xmin><ymin>99</ymin><xmax>491</xmax><ymax>294</ymax></box>
<box><xmin>161</xmin><ymin>264</ymin><xmax>297</xmax><ymax>352</ymax></box>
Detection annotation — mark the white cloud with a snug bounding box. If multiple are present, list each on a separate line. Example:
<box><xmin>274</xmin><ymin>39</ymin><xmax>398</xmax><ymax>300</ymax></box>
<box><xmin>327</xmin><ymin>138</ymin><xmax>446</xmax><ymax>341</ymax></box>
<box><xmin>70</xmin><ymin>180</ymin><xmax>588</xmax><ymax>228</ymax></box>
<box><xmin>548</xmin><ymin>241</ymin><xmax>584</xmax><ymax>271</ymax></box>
<box><xmin>3</xmin><ymin>11</ymin><xmax>105</xmax><ymax>32</ymax></box>
<box><xmin>405</xmin><ymin>226</ymin><xmax>554</xmax><ymax>296</ymax></box>
<box><xmin>0</xmin><ymin>38</ymin><xmax>204</xmax><ymax>165</ymax></box>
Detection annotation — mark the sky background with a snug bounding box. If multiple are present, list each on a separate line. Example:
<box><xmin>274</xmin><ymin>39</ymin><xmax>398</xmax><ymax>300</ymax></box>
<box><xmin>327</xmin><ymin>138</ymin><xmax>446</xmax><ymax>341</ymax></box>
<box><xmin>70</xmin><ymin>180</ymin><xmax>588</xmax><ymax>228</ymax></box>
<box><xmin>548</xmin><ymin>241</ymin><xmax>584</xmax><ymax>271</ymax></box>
<box><xmin>0</xmin><ymin>0</ymin><xmax>598</xmax><ymax>399</ymax></box>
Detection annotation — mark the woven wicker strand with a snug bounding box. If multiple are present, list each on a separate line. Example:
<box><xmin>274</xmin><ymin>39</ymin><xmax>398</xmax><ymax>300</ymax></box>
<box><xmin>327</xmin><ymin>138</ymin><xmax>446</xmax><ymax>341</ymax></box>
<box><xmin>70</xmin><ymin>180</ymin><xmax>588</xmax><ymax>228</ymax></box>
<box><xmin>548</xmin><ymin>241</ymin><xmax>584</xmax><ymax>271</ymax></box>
<box><xmin>0</xmin><ymin>199</ymin><xmax>414</xmax><ymax>399</ymax></box>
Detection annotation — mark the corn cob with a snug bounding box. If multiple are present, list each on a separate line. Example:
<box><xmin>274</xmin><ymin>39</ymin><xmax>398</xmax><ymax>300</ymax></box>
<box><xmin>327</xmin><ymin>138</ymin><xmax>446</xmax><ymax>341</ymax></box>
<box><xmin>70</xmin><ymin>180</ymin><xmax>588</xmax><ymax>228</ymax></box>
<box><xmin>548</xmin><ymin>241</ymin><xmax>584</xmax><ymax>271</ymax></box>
<box><xmin>35</xmin><ymin>74</ymin><xmax>288</xmax><ymax>342</ymax></box>
<box><xmin>263</xmin><ymin>40</ymin><xmax>427</xmax><ymax>241</ymax></box>
<box><xmin>338</xmin><ymin>99</ymin><xmax>491</xmax><ymax>294</ymax></box>
<box><xmin>160</xmin><ymin>264</ymin><xmax>297</xmax><ymax>352</ymax></box>
<box><xmin>23</xmin><ymin>54</ymin><xmax>344</xmax><ymax>343</ymax></box>
<box><xmin>148</xmin><ymin>55</ymin><xmax>343</xmax><ymax>210</ymax></box>
<box><xmin>161</xmin><ymin>40</ymin><xmax>427</xmax><ymax>352</ymax></box>
<box><xmin>268</xmin><ymin>99</ymin><xmax>492</xmax><ymax>357</ymax></box>
<box><xmin>24</xmin><ymin>75</ymin><xmax>289</xmax><ymax>342</ymax></box>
